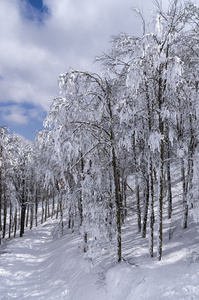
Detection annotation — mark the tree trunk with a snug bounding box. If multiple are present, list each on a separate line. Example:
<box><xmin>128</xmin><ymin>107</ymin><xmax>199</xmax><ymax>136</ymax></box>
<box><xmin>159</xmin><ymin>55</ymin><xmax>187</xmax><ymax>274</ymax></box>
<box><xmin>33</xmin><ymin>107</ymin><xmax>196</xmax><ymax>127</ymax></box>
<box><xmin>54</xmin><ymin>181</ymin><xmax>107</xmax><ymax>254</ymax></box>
<box><xmin>3</xmin><ymin>187</ymin><xmax>7</xmax><ymax>239</ymax></box>
<box><xmin>182</xmin><ymin>159</ymin><xmax>189</xmax><ymax>229</ymax></box>
<box><xmin>56</xmin><ymin>194</ymin><xmax>59</xmax><ymax>219</ymax></box>
<box><xmin>60</xmin><ymin>195</ymin><xmax>64</xmax><ymax>236</ymax></box>
<box><xmin>112</xmin><ymin>146</ymin><xmax>122</xmax><ymax>262</ymax></box>
<box><xmin>80</xmin><ymin>153</ymin><xmax>88</xmax><ymax>251</ymax></box>
<box><xmin>68</xmin><ymin>204</ymin><xmax>74</xmax><ymax>231</ymax></box>
<box><xmin>157</xmin><ymin>65</ymin><xmax>165</xmax><ymax>261</ymax></box>
<box><xmin>142</xmin><ymin>176</ymin><xmax>149</xmax><ymax>238</ymax></box>
<box><xmin>14</xmin><ymin>207</ymin><xmax>17</xmax><ymax>238</ymax></box>
<box><xmin>45</xmin><ymin>193</ymin><xmax>48</xmax><ymax>222</ymax></box>
<box><xmin>20</xmin><ymin>178</ymin><xmax>26</xmax><ymax>237</ymax></box>
<box><xmin>79</xmin><ymin>152</ymin><xmax>84</xmax><ymax>227</ymax></box>
<box><xmin>26</xmin><ymin>203</ymin><xmax>29</xmax><ymax>227</ymax></box>
<box><xmin>20</xmin><ymin>203</ymin><xmax>26</xmax><ymax>237</ymax></box>
<box><xmin>51</xmin><ymin>190</ymin><xmax>55</xmax><ymax>218</ymax></box>
<box><xmin>121</xmin><ymin>175</ymin><xmax>127</xmax><ymax>223</ymax></box>
<box><xmin>149</xmin><ymin>158</ymin><xmax>154</xmax><ymax>257</ymax></box>
<box><xmin>9</xmin><ymin>200</ymin><xmax>12</xmax><ymax>239</ymax></box>
<box><xmin>165</xmin><ymin>120</ymin><xmax>172</xmax><ymax>219</ymax></box>
<box><xmin>41</xmin><ymin>195</ymin><xmax>44</xmax><ymax>224</ymax></box>
<box><xmin>83</xmin><ymin>232</ymin><xmax>88</xmax><ymax>252</ymax></box>
<box><xmin>30</xmin><ymin>203</ymin><xmax>33</xmax><ymax>229</ymax></box>
<box><xmin>167</xmin><ymin>155</ymin><xmax>172</xmax><ymax>219</ymax></box>
<box><xmin>157</xmin><ymin>140</ymin><xmax>164</xmax><ymax>261</ymax></box>
<box><xmin>35</xmin><ymin>188</ymin><xmax>38</xmax><ymax>227</ymax></box>
<box><xmin>133</xmin><ymin>129</ymin><xmax>141</xmax><ymax>232</ymax></box>
<box><xmin>136</xmin><ymin>184</ymin><xmax>142</xmax><ymax>233</ymax></box>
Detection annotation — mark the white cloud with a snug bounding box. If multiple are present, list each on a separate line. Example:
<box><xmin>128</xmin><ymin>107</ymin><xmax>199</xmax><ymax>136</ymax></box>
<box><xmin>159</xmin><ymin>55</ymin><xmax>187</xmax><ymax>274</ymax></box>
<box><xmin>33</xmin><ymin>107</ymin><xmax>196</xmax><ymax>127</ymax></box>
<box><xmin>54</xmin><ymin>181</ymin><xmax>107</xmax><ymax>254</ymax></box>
<box><xmin>0</xmin><ymin>104</ymin><xmax>45</xmax><ymax>126</ymax></box>
<box><xmin>0</xmin><ymin>105</ymin><xmax>29</xmax><ymax>125</ymax></box>
<box><xmin>0</xmin><ymin>0</ymin><xmax>160</xmax><ymax>138</ymax></box>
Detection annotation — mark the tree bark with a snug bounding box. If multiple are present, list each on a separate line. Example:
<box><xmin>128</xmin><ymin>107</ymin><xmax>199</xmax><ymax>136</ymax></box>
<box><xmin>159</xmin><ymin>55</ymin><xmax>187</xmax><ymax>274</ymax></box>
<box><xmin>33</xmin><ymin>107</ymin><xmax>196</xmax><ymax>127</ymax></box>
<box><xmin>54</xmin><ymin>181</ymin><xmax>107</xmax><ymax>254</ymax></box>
<box><xmin>20</xmin><ymin>203</ymin><xmax>26</xmax><ymax>237</ymax></box>
<box><xmin>9</xmin><ymin>200</ymin><xmax>12</xmax><ymax>239</ymax></box>
<box><xmin>30</xmin><ymin>203</ymin><xmax>33</xmax><ymax>229</ymax></box>
<box><xmin>136</xmin><ymin>184</ymin><xmax>142</xmax><ymax>233</ymax></box>
<box><xmin>20</xmin><ymin>178</ymin><xmax>26</xmax><ymax>237</ymax></box>
<box><xmin>26</xmin><ymin>203</ymin><xmax>29</xmax><ymax>227</ymax></box>
<box><xmin>35</xmin><ymin>188</ymin><xmax>38</xmax><ymax>227</ymax></box>
<box><xmin>157</xmin><ymin>137</ymin><xmax>164</xmax><ymax>261</ymax></box>
<box><xmin>112</xmin><ymin>146</ymin><xmax>122</xmax><ymax>262</ymax></box>
<box><xmin>149</xmin><ymin>157</ymin><xmax>154</xmax><ymax>257</ymax></box>
<box><xmin>14</xmin><ymin>207</ymin><xmax>17</xmax><ymax>238</ymax></box>
<box><xmin>3</xmin><ymin>187</ymin><xmax>7</xmax><ymax>239</ymax></box>
<box><xmin>165</xmin><ymin>121</ymin><xmax>172</xmax><ymax>219</ymax></box>
<box><xmin>157</xmin><ymin>68</ymin><xmax>164</xmax><ymax>261</ymax></box>
<box><xmin>142</xmin><ymin>176</ymin><xmax>149</xmax><ymax>238</ymax></box>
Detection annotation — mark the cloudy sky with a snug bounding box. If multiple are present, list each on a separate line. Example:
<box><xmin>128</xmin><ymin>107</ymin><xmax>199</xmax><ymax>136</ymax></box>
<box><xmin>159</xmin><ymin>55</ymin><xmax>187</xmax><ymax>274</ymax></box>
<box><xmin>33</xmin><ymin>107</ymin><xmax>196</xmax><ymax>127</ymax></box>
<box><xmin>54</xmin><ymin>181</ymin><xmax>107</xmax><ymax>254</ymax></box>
<box><xmin>0</xmin><ymin>0</ymin><xmax>158</xmax><ymax>140</ymax></box>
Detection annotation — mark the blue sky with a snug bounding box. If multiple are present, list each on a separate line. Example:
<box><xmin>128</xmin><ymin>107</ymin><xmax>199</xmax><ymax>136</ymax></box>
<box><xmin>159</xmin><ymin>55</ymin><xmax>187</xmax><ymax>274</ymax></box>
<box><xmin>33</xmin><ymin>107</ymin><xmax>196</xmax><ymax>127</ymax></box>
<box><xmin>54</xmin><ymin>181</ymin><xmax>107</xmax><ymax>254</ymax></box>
<box><xmin>0</xmin><ymin>0</ymin><xmax>158</xmax><ymax>141</ymax></box>
<box><xmin>28</xmin><ymin>0</ymin><xmax>45</xmax><ymax>10</ymax></box>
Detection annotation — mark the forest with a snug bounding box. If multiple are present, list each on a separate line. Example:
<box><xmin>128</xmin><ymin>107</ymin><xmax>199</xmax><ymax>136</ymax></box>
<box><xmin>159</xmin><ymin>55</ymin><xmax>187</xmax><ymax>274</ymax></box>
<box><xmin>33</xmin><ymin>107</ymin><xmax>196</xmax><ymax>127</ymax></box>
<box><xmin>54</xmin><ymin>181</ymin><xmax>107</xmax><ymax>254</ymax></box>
<box><xmin>0</xmin><ymin>0</ymin><xmax>199</xmax><ymax>263</ymax></box>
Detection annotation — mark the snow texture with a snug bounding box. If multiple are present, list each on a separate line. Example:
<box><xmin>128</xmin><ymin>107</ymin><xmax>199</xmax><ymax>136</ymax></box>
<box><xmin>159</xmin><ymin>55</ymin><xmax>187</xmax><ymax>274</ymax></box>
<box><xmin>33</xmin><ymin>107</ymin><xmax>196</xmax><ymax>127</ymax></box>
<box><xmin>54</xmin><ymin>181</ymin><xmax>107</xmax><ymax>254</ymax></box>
<box><xmin>1</xmin><ymin>174</ymin><xmax>199</xmax><ymax>300</ymax></box>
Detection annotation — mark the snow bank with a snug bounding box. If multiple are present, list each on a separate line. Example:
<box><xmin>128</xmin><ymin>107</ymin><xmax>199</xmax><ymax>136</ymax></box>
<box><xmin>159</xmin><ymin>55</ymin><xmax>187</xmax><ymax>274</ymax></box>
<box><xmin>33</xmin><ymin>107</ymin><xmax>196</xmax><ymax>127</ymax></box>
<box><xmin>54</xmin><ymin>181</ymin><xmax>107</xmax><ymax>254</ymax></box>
<box><xmin>105</xmin><ymin>258</ymin><xmax>199</xmax><ymax>300</ymax></box>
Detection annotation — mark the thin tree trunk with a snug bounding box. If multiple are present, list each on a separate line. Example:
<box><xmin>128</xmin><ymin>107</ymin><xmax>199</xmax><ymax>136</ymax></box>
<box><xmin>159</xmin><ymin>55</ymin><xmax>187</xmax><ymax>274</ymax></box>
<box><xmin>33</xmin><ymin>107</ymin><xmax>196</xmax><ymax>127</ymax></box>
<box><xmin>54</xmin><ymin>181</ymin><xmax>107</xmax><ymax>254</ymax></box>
<box><xmin>47</xmin><ymin>193</ymin><xmax>50</xmax><ymax>218</ymax></box>
<box><xmin>136</xmin><ymin>184</ymin><xmax>141</xmax><ymax>233</ymax></box>
<box><xmin>157</xmin><ymin>140</ymin><xmax>164</xmax><ymax>261</ymax></box>
<box><xmin>167</xmin><ymin>154</ymin><xmax>172</xmax><ymax>219</ymax></box>
<box><xmin>80</xmin><ymin>153</ymin><xmax>88</xmax><ymax>252</ymax></box>
<box><xmin>60</xmin><ymin>195</ymin><xmax>64</xmax><ymax>235</ymax></box>
<box><xmin>121</xmin><ymin>174</ymin><xmax>126</xmax><ymax>223</ymax></box>
<box><xmin>182</xmin><ymin>114</ymin><xmax>195</xmax><ymax>229</ymax></box>
<box><xmin>123</xmin><ymin>177</ymin><xmax>127</xmax><ymax>217</ymax></box>
<box><xmin>20</xmin><ymin>178</ymin><xmax>26</xmax><ymax>237</ymax></box>
<box><xmin>166</xmin><ymin>120</ymin><xmax>172</xmax><ymax>219</ymax></box>
<box><xmin>83</xmin><ymin>232</ymin><xmax>88</xmax><ymax>252</ymax></box>
<box><xmin>9</xmin><ymin>200</ymin><xmax>12</xmax><ymax>239</ymax></box>
<box><xmin>26</xmin><ymin>203</ymin><xmax>29</xmax><ymax>227</ymax></box>
<box><xmin>56</xmin><ymin>194</ymin><xmax>59</xmax><ymax>219</ymax></box>
<box><xmin>112</xmin><ymin>146</ymin><xmax>122</xmax><ymax>262</ymax></box>
<box><xmin>149</xmin><ymin>157</ymin><xmax>154</xmax><ymax>257</ymax></box>
<box><xmin>30</xmin><ymin>203</ymin><xmax>33</xmax><ymax>229</ymax></box>
<box><xmin>14</xmin><ymin>207</ymin><xmax>17</xmax><ymax>238</ymax></box>
<box><xmin>142</xmin><ymin>176</ymin><xmax>149</xmax><ymax>238</ymax></box>
<box><xmin>133</xmin><ymin>130</ymin><xmax>141</xmax><ymax>232</ymax></box>
<box><xmin>79</xmin><ymin>152</ymin><xmax>84</xmax><ymax>227</ymax></box>
<box><xmin>182</xmin><ymin>159</ymin><xmax>189</xmax><ymax>229</ymax></box>
<box><xmin>45</xmin><ymin>192</ymin><xmax>48</xmax><ymax>222</ymax></box>
<box><xmin>35</xmin><ymin>188</ymin><xmax>38</xmax><ymax>227</ymax></box>
<box><xmin>3</xmin><ymin>187</ymin><xmax>7</xmax><ymax>239</ymax></box>
<box><xmin>51</xmin><ymin>190</ymin><xmax>55</xmax><ymax>218</ymax></box>
<box><xmin>68</xmin><ymin>205</ymin><xmax>72</xmax><ymax>229</ymax></box>
<box><xmin>20</xmin><ymin>203</ymin><xmax>26</xmax><ymax>237</ymax></box>
<box><xmin>157</xmin><ymin>66</ymin><xmax>165</xmax><ymax>261</ymax></box>
<box><xmin>68</xmin><ymin>203</ymin><xmax>74</xmax><ymax>231</ymax></box>
<box><xmin>41</xmin><ymin>195</ymin><xmax>44</xmax><ymax>224</ymax></box>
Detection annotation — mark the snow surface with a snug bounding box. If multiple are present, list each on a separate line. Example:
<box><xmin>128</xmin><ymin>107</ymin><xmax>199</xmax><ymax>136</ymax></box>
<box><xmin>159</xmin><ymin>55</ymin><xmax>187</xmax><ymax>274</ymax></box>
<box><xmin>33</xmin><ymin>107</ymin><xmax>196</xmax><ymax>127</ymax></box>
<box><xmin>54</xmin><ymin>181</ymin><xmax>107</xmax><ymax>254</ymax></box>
<box><xmin>1</xmin><ymin>172</ymin><xmax>199</xmax><ymax>299</ymax></box>
<box><xmin>0</xmin><ymin>219</ymin><xmax>106</xmax><ymax>300</ymax></box>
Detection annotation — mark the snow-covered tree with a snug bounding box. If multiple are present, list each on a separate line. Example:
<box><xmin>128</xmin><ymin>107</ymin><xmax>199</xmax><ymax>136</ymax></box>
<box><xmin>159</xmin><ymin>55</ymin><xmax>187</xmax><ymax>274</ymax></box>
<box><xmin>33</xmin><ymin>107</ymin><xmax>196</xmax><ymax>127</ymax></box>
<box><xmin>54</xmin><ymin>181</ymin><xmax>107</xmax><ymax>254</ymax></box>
<box><xmin>97</xmin><ymin>0</ymin><xmax>199</xmax><ymax>260</ymax></box>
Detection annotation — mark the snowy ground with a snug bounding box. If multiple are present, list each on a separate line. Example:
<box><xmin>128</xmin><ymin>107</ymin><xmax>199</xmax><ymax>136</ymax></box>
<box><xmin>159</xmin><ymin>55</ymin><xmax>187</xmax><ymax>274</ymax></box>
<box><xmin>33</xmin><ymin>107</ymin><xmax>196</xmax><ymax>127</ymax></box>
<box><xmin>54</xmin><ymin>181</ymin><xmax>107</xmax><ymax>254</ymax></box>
<box><xmin>1</xmin><ymin>171</ymin><xmax>199</xmax><ymax>299</ymax></box>
<box><xmin>0</xmin><ymin>219</ymin><xmax>107</xmax><ymax>300</ymax></box>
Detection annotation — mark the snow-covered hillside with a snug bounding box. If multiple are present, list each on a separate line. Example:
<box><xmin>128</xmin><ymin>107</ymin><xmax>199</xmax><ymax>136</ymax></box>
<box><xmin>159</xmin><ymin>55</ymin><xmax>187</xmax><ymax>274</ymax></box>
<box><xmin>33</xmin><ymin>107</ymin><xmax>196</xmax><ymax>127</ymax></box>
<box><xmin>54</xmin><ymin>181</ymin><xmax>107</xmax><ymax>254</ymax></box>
<box><xmin>1</xmin><ymin>185</ymin><xmax>199</xmax><ymax>300</ymax></box>
<box><xmin>0</xmin><ymin>219</ymin><xmax>106</xmax><ymax>300</ymax></box>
